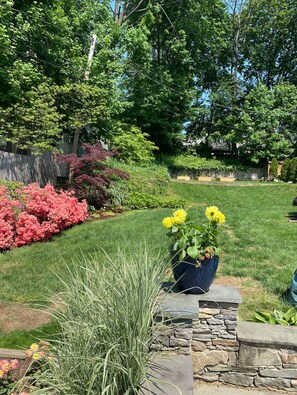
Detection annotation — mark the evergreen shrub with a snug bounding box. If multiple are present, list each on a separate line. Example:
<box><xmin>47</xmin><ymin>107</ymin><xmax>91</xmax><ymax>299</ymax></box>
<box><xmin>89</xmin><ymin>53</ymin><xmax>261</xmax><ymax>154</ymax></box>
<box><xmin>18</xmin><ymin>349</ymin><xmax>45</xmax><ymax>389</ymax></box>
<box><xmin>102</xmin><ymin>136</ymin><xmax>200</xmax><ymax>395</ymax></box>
<box><xmin>280</xmin><ymin>158</ymin><xmax>291</xmax><ymax>181</ymax></box>
<box><xmin>288</xmin><ymin>158</ymin><xmax>297</xmax><ymax>182</ymax></box>
<box><xmin>270</xmin><ymin>158</ymin><xmax>279</xmax><ymax>178</ymax></box>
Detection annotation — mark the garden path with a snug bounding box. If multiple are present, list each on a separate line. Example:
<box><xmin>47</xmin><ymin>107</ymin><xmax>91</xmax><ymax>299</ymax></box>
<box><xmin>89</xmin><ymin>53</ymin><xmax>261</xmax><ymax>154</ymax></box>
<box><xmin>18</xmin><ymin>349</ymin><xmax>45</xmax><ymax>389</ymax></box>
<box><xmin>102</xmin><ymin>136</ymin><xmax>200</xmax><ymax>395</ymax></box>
<box><xmin>195</xmin><ymin>383</ymin><xmax>285</xmax><ymax>394</ymax></box>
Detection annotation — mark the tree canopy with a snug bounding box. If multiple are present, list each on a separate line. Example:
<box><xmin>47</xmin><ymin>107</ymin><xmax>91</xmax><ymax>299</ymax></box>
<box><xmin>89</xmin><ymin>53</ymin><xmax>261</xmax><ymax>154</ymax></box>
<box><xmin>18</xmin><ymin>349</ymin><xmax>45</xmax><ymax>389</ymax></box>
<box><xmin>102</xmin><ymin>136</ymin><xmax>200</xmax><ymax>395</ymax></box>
<box><xmin>0</xmin><ymin>0</ymin><xmax>296</xmax><ymax>162</ymax></box>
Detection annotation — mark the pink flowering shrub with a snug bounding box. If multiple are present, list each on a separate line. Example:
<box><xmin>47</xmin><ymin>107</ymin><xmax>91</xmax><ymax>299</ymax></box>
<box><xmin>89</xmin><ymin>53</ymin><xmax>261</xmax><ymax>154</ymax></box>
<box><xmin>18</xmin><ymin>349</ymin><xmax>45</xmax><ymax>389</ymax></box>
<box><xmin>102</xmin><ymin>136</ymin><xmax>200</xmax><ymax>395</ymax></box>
<box><xmin>0</xmin><ymin>183</ymin><xmax>88</xmax><ymax>250</ymax></box>
<box><xmin>0</xmin><ymin>358</ymin><xmax>20</xmax><ymax>394</ymax></box>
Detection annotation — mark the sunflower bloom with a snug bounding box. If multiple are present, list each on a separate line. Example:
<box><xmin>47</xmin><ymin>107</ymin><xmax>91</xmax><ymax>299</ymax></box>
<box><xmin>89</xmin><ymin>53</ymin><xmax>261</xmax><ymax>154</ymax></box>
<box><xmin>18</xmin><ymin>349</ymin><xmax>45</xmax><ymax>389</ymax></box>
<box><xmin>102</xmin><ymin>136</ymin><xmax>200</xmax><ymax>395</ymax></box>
<box><xmin>205</xmin><ymin>206</ymin><xmax>219</xmax><ymax>220</ymax></box>
<box><xmin>162</xmin><ymin>217</ymin><xmax>175</xmax><ymax>229</ymax></box>
<box><xmin>173</xmin><ymin>209</ymin><xmax>187</xmax><ymax>224</ymax></box>
<box><xmin>213</xmin><ymin>211</ymin><xmax>225</xmax><ymax>224</ymax></box>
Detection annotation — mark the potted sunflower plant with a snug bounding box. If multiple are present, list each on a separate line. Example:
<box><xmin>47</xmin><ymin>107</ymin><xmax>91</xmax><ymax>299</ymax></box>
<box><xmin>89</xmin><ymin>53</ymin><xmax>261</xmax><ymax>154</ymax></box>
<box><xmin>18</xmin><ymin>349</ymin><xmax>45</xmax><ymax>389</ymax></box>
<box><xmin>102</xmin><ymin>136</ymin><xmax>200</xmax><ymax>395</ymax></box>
<box><xmin>162</xmin><ymin>206</ymin><xmax>225</xmax><ymax>294</ymax></box>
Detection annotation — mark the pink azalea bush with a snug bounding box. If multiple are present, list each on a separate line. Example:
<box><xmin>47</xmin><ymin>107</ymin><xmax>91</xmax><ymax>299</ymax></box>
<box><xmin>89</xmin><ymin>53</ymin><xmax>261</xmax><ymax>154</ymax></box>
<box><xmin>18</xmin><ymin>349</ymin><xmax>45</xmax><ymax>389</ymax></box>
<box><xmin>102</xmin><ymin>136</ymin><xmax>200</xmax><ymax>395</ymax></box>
<box><xmin>0</xmin><ymin>183</ymin><xmax>88</xmax><ymax>250</ymax></box>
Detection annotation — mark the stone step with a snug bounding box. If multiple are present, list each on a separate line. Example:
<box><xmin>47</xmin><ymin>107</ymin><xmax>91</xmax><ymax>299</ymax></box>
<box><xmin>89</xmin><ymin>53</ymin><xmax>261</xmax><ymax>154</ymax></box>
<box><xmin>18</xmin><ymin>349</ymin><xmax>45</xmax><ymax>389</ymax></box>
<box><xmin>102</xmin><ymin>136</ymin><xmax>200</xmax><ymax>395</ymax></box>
<box><xmin>140</xmin><ymin>354</ymin><xmax>194</xmax><ymax>395</ymax></box>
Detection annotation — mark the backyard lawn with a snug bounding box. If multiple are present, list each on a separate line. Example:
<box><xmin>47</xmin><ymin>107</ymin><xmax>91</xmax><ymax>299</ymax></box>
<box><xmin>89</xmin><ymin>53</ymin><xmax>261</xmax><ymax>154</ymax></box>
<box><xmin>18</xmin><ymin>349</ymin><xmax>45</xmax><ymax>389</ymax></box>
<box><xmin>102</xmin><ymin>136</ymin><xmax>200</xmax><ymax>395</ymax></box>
<box><xmin>0</xmin><ymin>181</ymin><xmax>297</xmax><ymax>348</ymax></box>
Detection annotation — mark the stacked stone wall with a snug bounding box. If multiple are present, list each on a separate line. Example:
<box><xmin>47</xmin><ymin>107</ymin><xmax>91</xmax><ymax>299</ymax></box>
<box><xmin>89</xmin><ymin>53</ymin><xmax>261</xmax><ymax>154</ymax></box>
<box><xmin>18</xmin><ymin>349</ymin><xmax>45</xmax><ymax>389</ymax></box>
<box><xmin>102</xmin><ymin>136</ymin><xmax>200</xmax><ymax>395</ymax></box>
<box><xmin>192</xmin><ymin>302</ymin><xmax>239</xmax><ymax>383</ymax></box>
<box><xmin>153</xmin><ymin>285</ymin><xmax>297</xmax><ymax>392</ymax></box>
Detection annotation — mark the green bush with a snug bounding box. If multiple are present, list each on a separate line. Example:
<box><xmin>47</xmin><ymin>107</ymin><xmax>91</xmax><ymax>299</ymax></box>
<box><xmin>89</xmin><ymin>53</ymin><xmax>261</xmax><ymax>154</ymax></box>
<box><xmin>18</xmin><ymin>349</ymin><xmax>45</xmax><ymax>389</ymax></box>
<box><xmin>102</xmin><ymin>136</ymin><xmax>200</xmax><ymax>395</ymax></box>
<box><xmin>111</xmin><ymin>124</ymin><xmax>158</xmax><ymax>165</ymax></box>
<box><xmin>0</xmin><ymin>180</ymin><xmax>24</xmax><ymax>199</ymax></box>
<box><xmin>288</xmin><ymin>158</ymin><xmax>297</xmax><ymax>182</ymax></box>
<box><xmin>126</xmin><ymin>192</ymin><xmax>185</xmax><ymax>210</ymax></box>
<box><xmin>32</xmin><ymin>250</ymin><xmax>168</xmax><ymax>394</ymax></box>
<box><xmin>158</xmin><ymin>154</ymin><xmax>247</xmax><ymax>174</ymax></box>
<box><xmin>108</xmin><ymin>161</ymin><xmax>184</xmax><ymax>209</ymax></box>
<box><xmin>280</xmin><ymin>158</ymin><xmax>291</xmax><ymax>181</ymax></box>
<box><xmin>270</xmin><ymin>158</ymin><xmax>279</xmax><ymax>178</ymax></box>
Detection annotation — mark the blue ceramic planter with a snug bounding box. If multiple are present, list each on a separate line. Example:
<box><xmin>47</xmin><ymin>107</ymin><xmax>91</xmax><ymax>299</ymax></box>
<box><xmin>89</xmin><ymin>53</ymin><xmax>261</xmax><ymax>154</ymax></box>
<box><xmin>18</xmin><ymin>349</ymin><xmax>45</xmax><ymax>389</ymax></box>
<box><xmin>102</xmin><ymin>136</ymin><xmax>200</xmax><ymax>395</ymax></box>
<box><xmin>172</xmin><ymin>254</ymin><xmax>219</xmax><ymax>294</ymax></box>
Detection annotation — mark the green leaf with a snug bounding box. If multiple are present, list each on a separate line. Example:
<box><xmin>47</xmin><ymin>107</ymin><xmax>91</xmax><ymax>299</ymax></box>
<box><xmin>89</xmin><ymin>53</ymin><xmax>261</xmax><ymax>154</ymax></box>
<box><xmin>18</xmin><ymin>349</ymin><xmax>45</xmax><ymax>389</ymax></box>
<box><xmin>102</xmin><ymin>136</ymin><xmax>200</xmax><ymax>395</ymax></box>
<box><xmin>179</xmin><ymin>249</ymin><xmax>186</xmax><ymax>260</ymax></box>
<box><xmin>191</xmin><ymin>237</ymin><xmax>199</xmax><ymax>246</ymax></box>
<box><xmin>284</xmin><ymin>308</ymin><xmax>297</xmax><ymax>321</ymax></box>
<box><xmin>173</xmin><ymin>241</ymin><xmax>179</xmax><ymax>251</ymax></box>
<box><xmin>186</xmin><ymin>246</ymin><xmax>199</xmax><ymax>259</ymax></box>
<box><xmin>178</xmin><ymin>238</ymin><xmax>187</xmax><ymax>249</ymax></box>
<box><xmin>171</xmin><ymin>226</ymin><xmax>178</xmax><ymax>233</ymax></box>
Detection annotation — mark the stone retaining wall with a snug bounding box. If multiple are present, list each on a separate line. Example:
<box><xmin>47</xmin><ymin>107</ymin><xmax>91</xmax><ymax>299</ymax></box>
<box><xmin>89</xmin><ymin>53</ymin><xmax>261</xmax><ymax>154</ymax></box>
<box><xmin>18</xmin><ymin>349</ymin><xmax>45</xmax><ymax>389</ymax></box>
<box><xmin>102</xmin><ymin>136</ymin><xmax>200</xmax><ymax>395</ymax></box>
<box><xmin>171</xmin><ymin>167</ymin><xmax>264</xmax><ymax>181</ymax></box>
<box><xmin>154</xmin><ymin>285</ymin><xmax>297</xmax><ymax>392</ymax></box>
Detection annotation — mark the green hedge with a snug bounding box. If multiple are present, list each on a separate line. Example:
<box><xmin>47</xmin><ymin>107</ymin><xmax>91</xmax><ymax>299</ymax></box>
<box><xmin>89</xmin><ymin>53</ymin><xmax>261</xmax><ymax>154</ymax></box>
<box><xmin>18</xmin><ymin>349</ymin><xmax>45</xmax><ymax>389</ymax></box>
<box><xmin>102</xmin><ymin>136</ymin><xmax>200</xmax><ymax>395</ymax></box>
<box><xmin>158</xmin><ymin>154</ymin><xmax>247</xmax><ymax>173</ymax></box>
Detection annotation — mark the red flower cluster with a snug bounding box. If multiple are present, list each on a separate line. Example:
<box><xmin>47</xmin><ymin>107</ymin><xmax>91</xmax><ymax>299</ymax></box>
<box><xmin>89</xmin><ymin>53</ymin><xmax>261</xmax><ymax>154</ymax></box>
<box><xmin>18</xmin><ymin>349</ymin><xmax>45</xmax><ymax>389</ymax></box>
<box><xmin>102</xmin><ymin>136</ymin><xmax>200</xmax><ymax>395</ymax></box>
<box><xmin>0</xmin><ymin>183</ymin><xmax>88</xmax><ymax>250</ymax></box>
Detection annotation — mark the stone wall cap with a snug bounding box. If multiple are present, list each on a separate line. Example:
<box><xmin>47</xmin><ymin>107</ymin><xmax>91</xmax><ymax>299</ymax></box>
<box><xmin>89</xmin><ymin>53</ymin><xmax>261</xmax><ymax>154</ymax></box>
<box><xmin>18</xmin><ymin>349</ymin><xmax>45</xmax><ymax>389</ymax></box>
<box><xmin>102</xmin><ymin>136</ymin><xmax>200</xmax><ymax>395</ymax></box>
<box><xmin>237</xmin><ymin>321</ymin><xmax>297</xmax><ymax>348</ymax></box>
<box><xmin>157</xmin><ymin>284</ymin><xmax>241</xmax><ymax>319</ymax></box>
<box><xmin>0</xmin><ymin>348</ymin><xmax>26</xmax><ymax>359</ymax></box>
<box><xmin>160</xmin><ymin>284</ymin><xmax>242</xmax><ymax>305</ymax></box>
<box><xmin>157</xmin><ymin>292</ymin><xmax>199</xmax><ymax>319</ymax></box>
<box><xmin>195</xmin><ymin>285</ymin><xmax>242</xmax><ymax>304</ymax></box>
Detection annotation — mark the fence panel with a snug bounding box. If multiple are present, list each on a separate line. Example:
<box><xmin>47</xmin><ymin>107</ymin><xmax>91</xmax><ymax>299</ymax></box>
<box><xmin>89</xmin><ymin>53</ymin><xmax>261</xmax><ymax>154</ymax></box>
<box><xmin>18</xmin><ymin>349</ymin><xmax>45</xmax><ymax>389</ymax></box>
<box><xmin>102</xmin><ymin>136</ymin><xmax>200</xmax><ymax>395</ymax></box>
<box><xmin>0</xmin><ymin>151</ymin><xmax>67</xmax><ymax>185</ymax></box>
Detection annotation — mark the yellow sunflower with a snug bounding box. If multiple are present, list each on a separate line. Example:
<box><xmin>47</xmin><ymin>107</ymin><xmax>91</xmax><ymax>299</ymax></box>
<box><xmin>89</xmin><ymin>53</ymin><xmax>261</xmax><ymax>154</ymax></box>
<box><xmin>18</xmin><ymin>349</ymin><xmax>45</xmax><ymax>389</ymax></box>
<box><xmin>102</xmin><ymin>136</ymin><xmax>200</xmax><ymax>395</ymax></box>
<box><xmin>205</xmin><ymin>206</ymin><xmax>219</xmax><ymax>220</ymax></box>
<box><xmin>162</xmin><ymin>217</ymin><xmax>175</xmax><ymax>229</ymax></box>
<box><xmin>173</xmin><ymin>209</ymin><xmax>187</xmax><ymax>224</ymax></box>
<box><xmin>213</xmin><ymin>211</ymin><xmax>225</xmax><ymax>224</ymax></box>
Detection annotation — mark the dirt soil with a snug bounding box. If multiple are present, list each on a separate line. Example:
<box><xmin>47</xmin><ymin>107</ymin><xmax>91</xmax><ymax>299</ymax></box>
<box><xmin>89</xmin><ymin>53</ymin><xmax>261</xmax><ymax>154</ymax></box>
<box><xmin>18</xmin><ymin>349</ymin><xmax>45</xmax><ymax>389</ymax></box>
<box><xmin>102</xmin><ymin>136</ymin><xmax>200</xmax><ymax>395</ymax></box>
<box><xmin>0</xmin><ymin>296</ymin><xmax>61</xmax><ymax>332</ymax></box>
<box><xmin>214</xmin><ymin>275</ymin><xmax>263</xmax><ymax>300</ymax></box>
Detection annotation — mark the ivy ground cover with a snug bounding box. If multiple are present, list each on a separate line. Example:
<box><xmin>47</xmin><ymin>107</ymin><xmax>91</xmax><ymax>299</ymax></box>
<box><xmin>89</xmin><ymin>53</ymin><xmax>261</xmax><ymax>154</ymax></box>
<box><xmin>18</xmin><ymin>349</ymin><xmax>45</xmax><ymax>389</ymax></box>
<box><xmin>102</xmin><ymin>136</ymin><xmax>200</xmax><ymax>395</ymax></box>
<box><xmin>0</xmin><ymin>181</ymin><xmax>296</xmax><ymax>347</ymax></box>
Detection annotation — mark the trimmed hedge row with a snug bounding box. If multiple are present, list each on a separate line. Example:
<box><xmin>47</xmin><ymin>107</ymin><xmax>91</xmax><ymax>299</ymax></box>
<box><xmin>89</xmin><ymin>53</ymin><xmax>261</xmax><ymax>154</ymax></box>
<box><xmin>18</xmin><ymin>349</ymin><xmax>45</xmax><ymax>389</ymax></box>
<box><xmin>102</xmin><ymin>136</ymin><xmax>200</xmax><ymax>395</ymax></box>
<box><xmin>158</xmin><ymin>154</ymin><xmax>247</xmax><ymax>173</ymax></box>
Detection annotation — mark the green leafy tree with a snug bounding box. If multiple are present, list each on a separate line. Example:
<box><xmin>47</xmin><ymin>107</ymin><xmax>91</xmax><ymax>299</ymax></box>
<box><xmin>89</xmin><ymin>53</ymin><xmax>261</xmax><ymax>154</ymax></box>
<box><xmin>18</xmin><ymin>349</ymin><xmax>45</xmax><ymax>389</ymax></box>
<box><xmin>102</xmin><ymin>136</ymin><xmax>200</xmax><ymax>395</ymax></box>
<box><xmin>0</xmin><ymin>0</ymin><xmax>125</xmax><ymax>152</ymax></box>
<box><xmin>121</xmin><ymin>0</ymin><xmax>229</xmax><ymax>152</ymax></box>
<box><xmin>0</xmin><ymin>83</ymin><xmax>61</xmax><ymax>153</ymax></box>
<box><xmin>56</xmin><ymin>83</ymin><xmax>112</xmax><ymax>147</ymax></box>
<box><xmin>235</xmin><ymin>84</ymin><xmax>297</xmax><ymax>163</ymax></box>
<box><xmin>111</xmin><ymin>123</ymin><xmax>158</xmax><ymax>165</ymax></box>
<box><xmin>241</xmin><ymin>0</ymin><xmax>297</xmax><ymax>88</ymax></box>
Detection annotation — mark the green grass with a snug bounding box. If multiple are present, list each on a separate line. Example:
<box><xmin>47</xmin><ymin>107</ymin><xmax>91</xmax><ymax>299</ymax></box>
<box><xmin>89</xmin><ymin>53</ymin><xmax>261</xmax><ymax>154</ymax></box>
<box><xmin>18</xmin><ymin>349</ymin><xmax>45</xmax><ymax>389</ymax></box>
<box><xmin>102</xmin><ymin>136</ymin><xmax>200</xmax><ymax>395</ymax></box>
<box><xmin>0</xmin><ymin>321</ymin><xmax>59</xmax><ymax>349</ymax></box>
<box><xmin>171</xmin><ymin>181</ymin><xmax>297</xmax><ymax>315</ymax></box>
<box><xmin>0</xmin><ymin>211</ymin><xmax>169</xmax><ymax>304</ymax></box>
<box><xmin>0</xmin><ymin>181</ymin><xmax>297</xmax><ymax>346</ymax></box>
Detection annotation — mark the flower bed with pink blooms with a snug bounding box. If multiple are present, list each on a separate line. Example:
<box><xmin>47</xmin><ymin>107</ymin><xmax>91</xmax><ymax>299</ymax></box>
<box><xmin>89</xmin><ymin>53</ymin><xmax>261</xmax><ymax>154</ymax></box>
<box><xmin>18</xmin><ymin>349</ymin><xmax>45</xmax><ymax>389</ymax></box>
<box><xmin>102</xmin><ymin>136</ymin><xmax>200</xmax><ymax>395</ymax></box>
<box><xmin>0</xmin><ymin>183</ymin><xmax>88</xmax><ymax>251</ymax></box>
<box><xmin>0</xmin><ymin>357</ymin><xmax>21</xmax><ymax>394</ymax></box>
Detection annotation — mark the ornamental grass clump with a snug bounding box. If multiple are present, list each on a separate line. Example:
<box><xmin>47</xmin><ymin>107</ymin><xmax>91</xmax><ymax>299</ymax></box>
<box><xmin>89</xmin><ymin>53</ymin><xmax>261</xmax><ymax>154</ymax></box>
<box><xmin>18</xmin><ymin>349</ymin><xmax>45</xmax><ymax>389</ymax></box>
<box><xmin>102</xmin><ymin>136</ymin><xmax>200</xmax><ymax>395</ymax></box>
<box><xmin>30</xmin><ymin>249</ymin><xmax>168</xmax><ymax>395</ymax></box>
<box><xmin>162</xmin><ymin>206</ymin><xmax>225</xmax><ymax>263</ymax></box>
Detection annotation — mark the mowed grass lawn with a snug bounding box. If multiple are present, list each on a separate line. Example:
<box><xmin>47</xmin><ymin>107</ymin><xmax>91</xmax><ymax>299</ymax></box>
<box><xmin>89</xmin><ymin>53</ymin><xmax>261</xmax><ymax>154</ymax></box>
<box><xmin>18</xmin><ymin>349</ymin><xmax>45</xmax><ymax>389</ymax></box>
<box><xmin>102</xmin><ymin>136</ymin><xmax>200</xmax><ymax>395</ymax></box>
<box><xmin>0</xmin><ymin>181</ymin><xmax>296</xmax><ymax>347</ymax></box>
